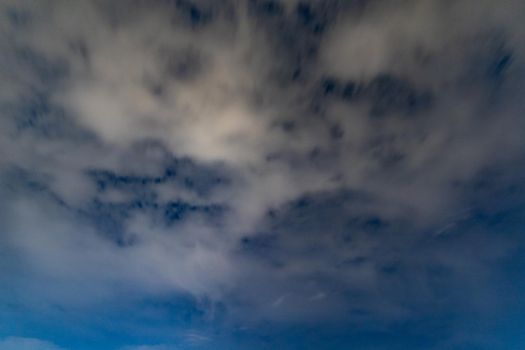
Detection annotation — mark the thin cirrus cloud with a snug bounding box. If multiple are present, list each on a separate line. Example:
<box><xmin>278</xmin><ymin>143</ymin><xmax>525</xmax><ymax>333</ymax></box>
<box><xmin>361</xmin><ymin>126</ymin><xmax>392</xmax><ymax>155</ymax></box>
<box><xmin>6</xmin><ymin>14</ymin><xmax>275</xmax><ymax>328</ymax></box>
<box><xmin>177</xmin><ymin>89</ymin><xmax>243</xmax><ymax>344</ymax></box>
<box><xmin>0</xmin><ymin>337</ymin><xmax>66</xmax><ymax>350</ymax></box>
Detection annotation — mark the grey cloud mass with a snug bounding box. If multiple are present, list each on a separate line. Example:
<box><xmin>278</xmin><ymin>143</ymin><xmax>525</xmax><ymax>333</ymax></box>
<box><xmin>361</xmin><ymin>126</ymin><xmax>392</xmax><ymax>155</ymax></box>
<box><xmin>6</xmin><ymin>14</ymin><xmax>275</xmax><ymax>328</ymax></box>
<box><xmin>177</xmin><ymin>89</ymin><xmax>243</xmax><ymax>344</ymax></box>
<box><xmin>1</xmin><ymin>1</ymin><xmax>525</xmax><ymax>349</ymax></box>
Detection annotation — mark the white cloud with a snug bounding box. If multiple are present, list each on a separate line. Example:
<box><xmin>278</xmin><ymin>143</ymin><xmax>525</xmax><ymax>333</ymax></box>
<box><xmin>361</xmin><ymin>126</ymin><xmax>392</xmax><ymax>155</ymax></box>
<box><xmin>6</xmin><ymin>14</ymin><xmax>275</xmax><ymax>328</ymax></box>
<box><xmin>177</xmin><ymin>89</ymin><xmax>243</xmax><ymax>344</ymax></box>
<box><xmin>0</xmin><ymin>0</ymin><xmax>524</xmax><ymax>326</ymax></box>
<box><xmin>0</xmin><ymin>337</ymin><xmax>66</xmax><ymax>350</ymax></box>
<box><xmin>119</xmin><ymin>346</ymin><xmax>175</xmax><ymax>350</ymax></box>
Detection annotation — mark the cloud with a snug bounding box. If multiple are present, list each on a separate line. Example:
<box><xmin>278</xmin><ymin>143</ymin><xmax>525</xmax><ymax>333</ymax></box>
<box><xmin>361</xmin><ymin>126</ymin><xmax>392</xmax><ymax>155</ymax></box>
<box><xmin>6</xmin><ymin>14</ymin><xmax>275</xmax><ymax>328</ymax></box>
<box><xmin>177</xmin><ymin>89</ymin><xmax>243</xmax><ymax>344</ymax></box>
<box><xmin>0</xmin><ymin>337</ymin><xmax>66</xmax><ymax>350</ymax></box>
<box><xmin>119</xmin><ymin>346</ymin><xmax>174</xmax><ymax>350</ymax></box>
<box><xmin>0</xmin><ymin>2</ymin><xmax>524</xmax><ymax>345</ymax></box>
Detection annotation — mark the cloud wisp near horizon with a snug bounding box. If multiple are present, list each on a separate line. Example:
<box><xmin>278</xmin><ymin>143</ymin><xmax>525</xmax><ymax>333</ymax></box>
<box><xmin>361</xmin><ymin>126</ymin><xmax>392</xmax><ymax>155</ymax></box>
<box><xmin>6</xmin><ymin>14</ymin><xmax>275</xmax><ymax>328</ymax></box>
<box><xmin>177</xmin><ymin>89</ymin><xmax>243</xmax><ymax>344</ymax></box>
<box><xmin>1</xmin><ymin>1</ymin><xmax>525</xmax><ymax>349</ymax></box>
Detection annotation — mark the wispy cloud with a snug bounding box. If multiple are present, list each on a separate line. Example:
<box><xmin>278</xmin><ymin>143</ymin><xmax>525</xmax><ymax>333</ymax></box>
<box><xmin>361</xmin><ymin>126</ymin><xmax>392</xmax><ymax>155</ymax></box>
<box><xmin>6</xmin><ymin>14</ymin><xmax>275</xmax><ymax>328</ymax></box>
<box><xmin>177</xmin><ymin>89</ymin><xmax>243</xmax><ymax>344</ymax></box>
<box><xmin>0</xmin><ymin>337</ymin><xmax>66</xmax><ymax>350</ymax></box>
<box><xmin>1</xmin><ymin>1</ymin><xmax>525</xmax><ymax>348</ymax></box>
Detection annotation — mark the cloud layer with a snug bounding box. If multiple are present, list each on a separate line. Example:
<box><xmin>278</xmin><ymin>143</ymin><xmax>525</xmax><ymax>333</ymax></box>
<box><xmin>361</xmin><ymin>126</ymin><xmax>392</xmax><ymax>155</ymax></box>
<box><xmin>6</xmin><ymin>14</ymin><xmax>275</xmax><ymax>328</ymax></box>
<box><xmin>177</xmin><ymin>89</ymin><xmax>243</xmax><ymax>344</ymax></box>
<box><xmin>1</xmin><ymin>0</ymin><xmax>525</xmax><ymax>349</ymax></box>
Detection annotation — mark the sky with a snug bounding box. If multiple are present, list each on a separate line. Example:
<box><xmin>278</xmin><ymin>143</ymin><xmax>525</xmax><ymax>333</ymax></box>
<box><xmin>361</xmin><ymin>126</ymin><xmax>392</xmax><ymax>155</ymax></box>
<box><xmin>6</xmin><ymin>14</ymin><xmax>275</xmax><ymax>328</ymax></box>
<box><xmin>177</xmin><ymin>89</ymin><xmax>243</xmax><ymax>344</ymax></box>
<box><xmin>1</xmin><ymin>0</ymin><xmax>525</xmax><ymax>349</ymax></box>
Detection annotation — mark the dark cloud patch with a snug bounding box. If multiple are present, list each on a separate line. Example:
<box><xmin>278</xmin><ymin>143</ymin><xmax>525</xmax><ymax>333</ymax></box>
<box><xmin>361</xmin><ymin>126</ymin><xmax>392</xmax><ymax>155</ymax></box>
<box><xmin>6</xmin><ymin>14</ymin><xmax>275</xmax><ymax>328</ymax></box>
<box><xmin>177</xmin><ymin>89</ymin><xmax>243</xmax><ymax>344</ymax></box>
<box><xmin>163</xmin><ymin>200</ymin><xmax>226</xmax><ymax>226</ymax></box>
<box><xmin>1</xmin><ymin>167</ymin><xmax>54</xmax><ymax>198</ymax></box>
<box><xmin>162</xmin><ymin>46</ymin><xmax>206</xmax><ymax>82</ymax></box>
<box><xmin>247</xmin><ymin>0</ymin><xmax>343</xmax><ymax>84</ymax></box>
<box><xmin>171</xmin><ymin>0</ymin><xmax>216</xmax><ymax>27</ymax></box>
<box><xmin>363</xmin><ymin>133</ymin><xmax>407</xmax><ymax>169</ymax></box>
<box><xmin>88</xmin><ymin>169</ymin><xmax>171</xmax><ymax>192</ymax></box>
<box><xmin>249</xmin><ymin>0</ymin><xmax>285</xmax><ymax>17</ymax></box>
<box><xmin>365</xmin><ymin>74</ymin><xmax>433</xmax><ymax>116</ymax></box>
<box><xmin>4</xmin><ymin>6</ymin><xmax>31</xmax><ymax>28</ymax></box>
<box><xmin>317</xmin><ymin>74</ymin><xmax>432</xmax><ymax>116</ymax></box>
<box><xmin>249</xmin><ymin>190</ymin><xmax>384</xmax><ymax>260</ymax></box>
<box><xmin>231</xmin><ymin>182</ymin><xmax>523</xmax><ymax>326</ymax></box>
<box><xmin>104</xmin><ymin>0</ymin><xmax>220</xmax><ymax>29</ymax></box>
<box><xmin>469</xmin><ymin>34</ymin><xmax>516</xmax><ymax>85</ymax></box>
<box><xmin>8</xmin><ymin>92</ymin><xmax>91</xmax><ymax>140</ymax></box>
<box><xmin>454</xmin><ymin>164</ymin><xmax>525</xmax><ymax>229</ymax></box>
<box><xmin>294</xmin><ymin>1</ymin><xmax>338</xmax><ymax>34</ymax></box>
<box><xmin>12</xmin><ymin>46</ymin><xmax>69</xmax><ymax>86</ymax></box>
<box><xmin>240</xmin><ymin>233</ymin><xmax>279</xmax><ymax>260</ymax></box>
<box><xmin>80</xmin><ymin>161</ymin><xmax>230</xmax><ymax>243</ymax></box>
<box><xmin>82</xmin><ymin>198</ymin><xmax>139</xmax><ymax>246</ymax></box>
<box><xmin>88</xmin><ymin>154</ymin><xmax>230</xmax><ymax>198</ymax></box>
<box><xmin>487</xmin><ymin>48</ymin><xmax>513</xmax><ymax>81</ymax></box>
<box><xmin>78</xmin><ymin>196</ymin><xmax>226</xmax><ymax>246</ymax></box>
<box><xmin>67</xmin><ymin>39</ymin><xmax>90</xmax><ymax>66</ymax></box>
<box><xmin>329</xmin><ymin>123</ymin><xmax>344</xmax><ymax>140</ymax></box>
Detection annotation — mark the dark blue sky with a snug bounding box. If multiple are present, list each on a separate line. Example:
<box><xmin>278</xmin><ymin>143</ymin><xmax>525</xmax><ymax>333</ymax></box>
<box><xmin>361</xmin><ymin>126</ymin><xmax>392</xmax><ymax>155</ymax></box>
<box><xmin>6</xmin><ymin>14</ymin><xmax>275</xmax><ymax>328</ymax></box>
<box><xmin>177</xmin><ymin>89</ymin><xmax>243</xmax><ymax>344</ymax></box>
<box><xmin>1</xmin><ymin>1</ymin><xmax>525</xmax><ymax>349</ymax></box>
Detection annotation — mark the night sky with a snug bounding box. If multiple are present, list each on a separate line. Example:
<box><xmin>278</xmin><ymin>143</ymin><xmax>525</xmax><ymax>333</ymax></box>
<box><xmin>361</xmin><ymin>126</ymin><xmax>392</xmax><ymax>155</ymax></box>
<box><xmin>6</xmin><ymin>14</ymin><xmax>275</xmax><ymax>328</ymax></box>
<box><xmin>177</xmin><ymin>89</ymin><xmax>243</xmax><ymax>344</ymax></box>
<box><xmin>1</xmin><ymin>1</ymin><xmax>525</xmax><ymax>349</ymax></box>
